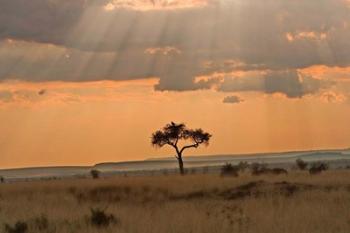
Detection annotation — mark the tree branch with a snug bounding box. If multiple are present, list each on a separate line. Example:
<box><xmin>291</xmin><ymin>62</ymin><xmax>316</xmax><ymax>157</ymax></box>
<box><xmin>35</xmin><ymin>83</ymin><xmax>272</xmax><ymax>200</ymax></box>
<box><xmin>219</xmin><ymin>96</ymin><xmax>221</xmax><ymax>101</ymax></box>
<box><xmin>174</xmin><ymin>136</ymin><xmax>179</xmax><ymax>147</ymax></box>
<box><xmin>180</xmin><ymin>143</ymin><xmax>199</xmax><ymax>154</ymax></box>
<box><xmin>169</xmin><ymin>143</ymin><xmax>181</xmax><ymax>158</ymax></box>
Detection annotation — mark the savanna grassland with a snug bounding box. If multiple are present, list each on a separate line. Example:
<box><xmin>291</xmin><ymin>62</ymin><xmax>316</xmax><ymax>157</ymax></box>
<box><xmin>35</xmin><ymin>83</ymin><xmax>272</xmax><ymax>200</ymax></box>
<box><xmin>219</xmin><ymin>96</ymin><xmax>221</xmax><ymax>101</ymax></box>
<box><xmin>1</xmin><ymin>170</ymin><xmax>350</xmax><ymax>233</ymax></box>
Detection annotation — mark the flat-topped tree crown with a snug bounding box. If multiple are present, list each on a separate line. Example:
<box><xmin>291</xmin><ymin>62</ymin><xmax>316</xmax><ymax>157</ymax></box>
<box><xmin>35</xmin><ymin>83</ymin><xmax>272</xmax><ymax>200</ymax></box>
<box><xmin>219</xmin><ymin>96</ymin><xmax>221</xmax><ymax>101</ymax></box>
<box><xmin>151</xmin><ymin>122</ymin><xmax>212</xmax><ymax>175</ymax></box>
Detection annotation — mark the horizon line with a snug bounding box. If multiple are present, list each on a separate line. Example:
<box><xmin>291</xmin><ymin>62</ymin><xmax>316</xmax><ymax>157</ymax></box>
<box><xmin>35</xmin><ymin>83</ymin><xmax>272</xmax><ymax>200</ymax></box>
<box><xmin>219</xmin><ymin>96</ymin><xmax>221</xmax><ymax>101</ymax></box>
<box><xmin>1</xmin><ymin>146</ymin><xmax>349</xmax><ymax>171</ymax></box>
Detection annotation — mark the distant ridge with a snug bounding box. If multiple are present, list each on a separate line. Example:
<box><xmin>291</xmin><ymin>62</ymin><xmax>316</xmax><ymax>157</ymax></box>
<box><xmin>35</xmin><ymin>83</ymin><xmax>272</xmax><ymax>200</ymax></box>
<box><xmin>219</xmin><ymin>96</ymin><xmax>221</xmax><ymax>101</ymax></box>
<box><xmin>144</xmin><ymin>147</ymin><xmax>349</xmax><ymax>162</ymax></box>
<box><xmin>0</xmin><ymin>165</ymin><xmax>91</xmax><ymax>172</ymax></box>
<box><xmin>1</xmin><ymin>147</ymin><xmax>349</xmax><ymax>181</ymax></box>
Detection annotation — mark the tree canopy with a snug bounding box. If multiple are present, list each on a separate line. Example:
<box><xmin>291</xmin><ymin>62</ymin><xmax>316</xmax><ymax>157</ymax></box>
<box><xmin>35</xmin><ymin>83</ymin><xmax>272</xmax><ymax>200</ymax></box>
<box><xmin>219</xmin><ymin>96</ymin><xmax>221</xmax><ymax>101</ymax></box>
<box><xmin>151</xmin><ymin>122</ymin><xmax>211</xmax><ymax>158</ymax></box>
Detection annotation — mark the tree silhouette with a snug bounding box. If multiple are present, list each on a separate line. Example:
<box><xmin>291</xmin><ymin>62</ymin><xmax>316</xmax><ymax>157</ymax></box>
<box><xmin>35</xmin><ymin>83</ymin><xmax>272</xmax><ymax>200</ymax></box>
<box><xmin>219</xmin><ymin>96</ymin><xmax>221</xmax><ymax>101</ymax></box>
<box><xmin>151</xmin><ymin>122</ymin><xmax>212</xmax><ymax>175</ymax></box>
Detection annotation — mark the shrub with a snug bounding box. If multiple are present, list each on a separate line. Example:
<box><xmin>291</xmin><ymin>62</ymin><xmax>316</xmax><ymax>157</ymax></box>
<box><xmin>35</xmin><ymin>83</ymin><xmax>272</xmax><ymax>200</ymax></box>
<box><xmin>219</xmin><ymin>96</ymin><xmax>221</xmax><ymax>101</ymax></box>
<box><xmin>296</xmin><ymin>159</ymin><xmax>308</xmax><ymax>170</ymax></box>
<box><xmin>90</xmin><ymin>208</ymin><xmax>117</xmax><ymax>228</ymax></box>
<box><xmin>202</xmin><ymin>166</ymin><xmax>209</xmax><ymax>174</ymax></box>
<box><xmin>90</xmin><ymin>170</ymin><xmax>101</xmax><ymax>179</ymax></box>
<box><xmin>220</xmin><ymin>163</ymin><xmax>239</xmax><ymax>177</ymax></box>
<box><xmin>251</xmin><ymin>163</ymin><xmax>267</xmax><ymax>176</ymax></box>
<box><xmin>190</xmin><ymin>168</ymin><xmax>196</xmax><ymax>174</ymax></box>
<box><xmin>309</xmin><ymin>162</ymin><xmax>328</xmax><ymax>175</ymax></box>
<box><xmin>162</xmin><ymin>169</ymin><xmax>169</xmax><ymax>176</ymax></box>
<box><xmin>270</xmin><ymin>168</ymin><xmax>288</xmax><ymax>175</ymax></box>
<box><xmin>250</xmin><ymin>163</ymin><xmax>287</xmax><ymax>175</ymax></box>
<box><xmin>0</xmin><ymin>176</ymin><xmax>4</xmax><ymax>183</ymax></box>
<box><xmin>33</xmin><ymin>215</ymin><xmax>48</xmax><ymax>231</ymax></box>
<box><xmin>4</xmin><ymin>221</ymin><xmax>28</xmax><ymax>233</ymax></box>
<box><xmin>237</xmin><ymin>161</ymin><xmax>249</xmax><ymax>172</ymax></box>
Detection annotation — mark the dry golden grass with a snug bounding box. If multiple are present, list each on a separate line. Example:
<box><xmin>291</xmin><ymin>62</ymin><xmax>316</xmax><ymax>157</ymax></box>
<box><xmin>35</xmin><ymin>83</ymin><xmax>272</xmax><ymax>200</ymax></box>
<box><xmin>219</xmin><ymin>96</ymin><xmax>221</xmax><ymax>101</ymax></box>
<box><xmin>1</xmin><ymin>170</ymin><xmax>350</xmax><ymax>233</ymax></box>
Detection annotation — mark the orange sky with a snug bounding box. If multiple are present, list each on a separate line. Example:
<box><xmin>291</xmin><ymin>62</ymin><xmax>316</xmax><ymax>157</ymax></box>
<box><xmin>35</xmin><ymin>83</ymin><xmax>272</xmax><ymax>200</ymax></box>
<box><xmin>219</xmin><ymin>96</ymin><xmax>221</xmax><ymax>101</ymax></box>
<box><xmin>0</xmin><ymin>76</ymin><xmax>349</xmax><ymax>169</ymax></box>
<box><xmin>1</xmin><ymin>0</ymin><xmax>350</xmax><ymax>168</ymax></box>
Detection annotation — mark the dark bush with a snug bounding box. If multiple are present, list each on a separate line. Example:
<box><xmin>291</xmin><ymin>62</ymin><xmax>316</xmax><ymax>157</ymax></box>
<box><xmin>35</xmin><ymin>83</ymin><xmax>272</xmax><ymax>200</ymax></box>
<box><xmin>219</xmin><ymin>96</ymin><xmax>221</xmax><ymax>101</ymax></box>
<box><xmin>202</xmin><ymin>166</ymin><xmax>209</xmax><ymax>174</ymax></box>
<box><xmin>162</xmin><ymin>169</ymin><xmax>169</xmax><ymax>176</ymax></box>
<box><xmin>296</xmin><ymin>159</ymin><xmax>308</xmax><ymax>170</ymax></box>
<box><xmin>309</xmin><ymin>162</ymin><xmax>329</xmax><ymax>175</ymax></box>
<box><xmin>270</xmin><ymin>168</ymin><xmax>288</xmax><ymax>175</ymax></box>
<box><xmin>237</xmin><ymin>161</ymin><xmax>249</xmax><ymax>172</ymax></box>
<box><xmin>4</xmin><ymin>221</ymin><xmax>28</xmax><ymax>233</ymax></box>
<box><xmin>0</xmin><ymin>176</ymin><xmax>4</xmax><ymax>183</ymax></box>
<box><xmin>250</xmin><ymin>163</ymin><xmax>287</xmax><ymax>175</ymax></box>
<box><xmin>221</xmin><ymin>163</ymin><xmax>239</xmax><ymax>177</ymax></box>
<box><xmin>90</xmin><ymin>170</ymin><xmax>101</xmax><ymax>179</ymax></box>
<box><xmin>33</xmin><ymin>215</ymin><xmax>48</xmax><ymax>231</ymax></box>
<box><xmin>90</xmin><ymin>208</ymin><xmax>117</xmax><ymax>228</ymax></box>
<box><xmin>251</xmin><ymin>163</ymin><xmax>267</xmax><ymax>176</ymax></box>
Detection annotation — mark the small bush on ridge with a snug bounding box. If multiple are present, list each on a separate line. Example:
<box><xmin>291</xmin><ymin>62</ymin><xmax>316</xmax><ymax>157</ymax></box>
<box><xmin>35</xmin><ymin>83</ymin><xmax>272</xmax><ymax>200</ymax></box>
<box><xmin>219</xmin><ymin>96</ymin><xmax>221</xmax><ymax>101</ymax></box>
<box><xmin>296</xmin><ymin>159</ymin><xmax>308</xmax><ymax>170</ymax></box>
<box><xmin>90</xmin><ymin>170</ymin><xmax>101</xmax><ymax>179</ymax></box>
<box><xmin>309</xmin><ymin>162</ymin><xmax>328</xmax><ymax>175</ymax></box>
<box><xmin>221</xmin><ymin>163</ymin><xmax>239</xmax><ymax>177</ymax></box>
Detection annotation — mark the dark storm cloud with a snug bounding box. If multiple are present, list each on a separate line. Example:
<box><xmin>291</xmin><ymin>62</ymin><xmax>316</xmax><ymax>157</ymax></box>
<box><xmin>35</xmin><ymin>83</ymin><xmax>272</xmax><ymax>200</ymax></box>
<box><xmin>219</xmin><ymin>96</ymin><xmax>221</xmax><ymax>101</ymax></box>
<box><xmin>0</xmin><ymin>0</ymin><xmax>87</xmax><ymax>45</ymax></box>
<box><xmin>0</xmin><ymin>0</ymin><xmax>349</xmax><ymax>97</ymax></box>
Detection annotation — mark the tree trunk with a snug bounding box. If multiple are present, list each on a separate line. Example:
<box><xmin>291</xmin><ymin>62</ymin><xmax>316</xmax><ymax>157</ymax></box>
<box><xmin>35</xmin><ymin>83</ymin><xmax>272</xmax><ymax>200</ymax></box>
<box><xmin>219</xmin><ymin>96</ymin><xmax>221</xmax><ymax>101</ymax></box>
<box><xmin>177</xmin><ymin>154</ymin><xmax>185</xmax><ymax>175</ymax></box>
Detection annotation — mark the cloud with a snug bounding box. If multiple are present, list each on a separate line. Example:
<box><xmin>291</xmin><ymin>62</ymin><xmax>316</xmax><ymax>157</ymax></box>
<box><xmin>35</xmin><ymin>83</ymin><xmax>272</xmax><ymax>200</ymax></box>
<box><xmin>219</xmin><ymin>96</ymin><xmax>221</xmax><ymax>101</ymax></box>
<box><xmin>0</xmin><ymin>90</ymin><xmax>14</xmax><ymax>103</ymax></box>
<box><xmin>299</xmin><ymin>65</ymin><xmax>350</xmax><ymax>80</ymax></box>
<box><xmin>0</xmin><ymin>0</ymin><xmax>85</xmax><ymax>46</ymax></box>
<box><xmin>103</xmin><ymin>0</ymin><xmax>211</xmax><ymax>11</ymax></box>
<box><xmin>0</xmin><ymin>79</ymin><xmax>159</xmax><ymax>107</ymax></box>
<box><xmin>0</xmin><ymin>0</ymin><xmax>349</xmax><ymax>96</ymax></box>
<box><xmin>38</xmin><ymin>89</ymin><xmax>46</xmax><ymax>95</ymax></box>
<box><xmin>320</xmin><ymin>91</ymin><xmax>347</xmax><ymax>103</ymax></box>
<box><xmin>285</xmin><ymin>31</ymin><xmax>328</xmax><ymax>42</ymax></box>
<box><xmin>0</xmin><ymin>89</ymin><xmax>43</xmax><ymax>105</ymax></box>
<box><xmin>144</xmin><ymin>46</ymin><xmax>182</xmax><ymax>56</ymax></box>
<box><xmin>222</xmin><ymin>95</ymin><xmax>243</xmax><ymax>104</ymax></box>
<box><xmin>218</xmin><ymin>70</ymin><xmax>333</xmax><ymax>98</ymax></box>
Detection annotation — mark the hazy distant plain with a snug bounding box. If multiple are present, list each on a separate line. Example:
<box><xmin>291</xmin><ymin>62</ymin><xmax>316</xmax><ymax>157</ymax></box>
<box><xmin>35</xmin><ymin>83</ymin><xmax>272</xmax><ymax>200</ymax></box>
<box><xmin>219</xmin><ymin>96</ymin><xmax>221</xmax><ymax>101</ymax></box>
<box><xmin>1</xmin><ymin>149</ymin><xmax>349</xmax><ymax>181</ymax></box>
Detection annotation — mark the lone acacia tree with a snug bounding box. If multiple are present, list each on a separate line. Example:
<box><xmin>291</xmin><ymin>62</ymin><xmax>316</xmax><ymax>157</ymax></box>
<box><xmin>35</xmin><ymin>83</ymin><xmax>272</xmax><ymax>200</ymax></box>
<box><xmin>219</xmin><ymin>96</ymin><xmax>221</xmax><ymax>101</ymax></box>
<box><xmin>151</xmin><ymin>122</ymin><xmax>212</xmax><ymax>175</ymax></box>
